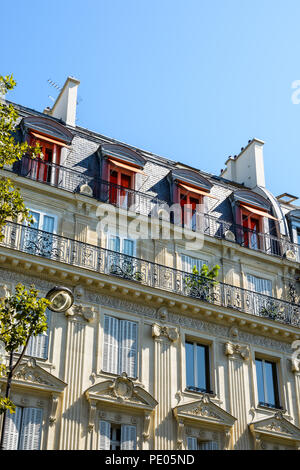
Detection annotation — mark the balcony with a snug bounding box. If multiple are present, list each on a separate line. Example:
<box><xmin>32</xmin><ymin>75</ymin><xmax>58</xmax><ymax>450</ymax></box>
<box><xmin>12</xmin><ymin>156</ymin><xmax>300</xmax><ymax>263</ymax></box>
<box><xmin>1</xmin><ymin>220</ymin><xmax>299</xmax><ymax>328</ymax></box>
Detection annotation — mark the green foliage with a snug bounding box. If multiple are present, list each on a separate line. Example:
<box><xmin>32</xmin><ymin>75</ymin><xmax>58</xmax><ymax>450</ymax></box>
<box><xmin>184</xmin><ymin>264</ymin><xmax>220</xmax><ymax>300</ymax></box>
<box><xmin>0</xmin><ymin>397</ymin><xmax>15</xmax><ymax>414</ymax></box>
<box><xmin>0</xmin><ymin>283</ymin><xmax>50</xmax><ymax>353</ymax></box>
<box><xmin>0</xmin><ymin>74</ymin><xmax>40</xmax><ymax>239</ymax></box>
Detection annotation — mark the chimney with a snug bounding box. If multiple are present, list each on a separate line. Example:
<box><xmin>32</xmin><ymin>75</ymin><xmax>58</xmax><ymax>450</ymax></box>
<box><xmin>44</xmin><ymin>76</ymin><xmax>80</xmax><ymax>127</ymax></box>
<box><xmin>220</xmin><ymin>138</ymin><xmax>265</xmax><ymax>188</ymax></box>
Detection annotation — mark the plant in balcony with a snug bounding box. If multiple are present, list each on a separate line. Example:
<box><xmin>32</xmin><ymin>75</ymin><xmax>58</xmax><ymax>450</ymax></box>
<box><xmin>259</xmin><ymin>301</ymin><xmax>283</xmax><ymax>321</ymax></box>
<box><xmin>184</xmin><ymin>264</ymin><xmax>220</xmax><ymax>301</ymax></box>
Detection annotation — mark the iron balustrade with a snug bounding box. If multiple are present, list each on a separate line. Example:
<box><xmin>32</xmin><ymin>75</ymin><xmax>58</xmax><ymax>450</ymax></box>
<box><xmin>12</xmin><ymin>156</ymin><xmax>300</xmax><ymax>262</ymax></box>
<box><xmin>1</xmin><ymin>220</ymin><xmax>299</xmax><ymax>327</ymax></box>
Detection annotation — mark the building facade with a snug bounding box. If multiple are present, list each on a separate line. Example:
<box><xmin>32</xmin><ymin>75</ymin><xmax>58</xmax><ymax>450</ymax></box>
<box><xmin>0</xmin><ymin>76</ymin><xmax>300</xmax><ymax>450</ymax></box>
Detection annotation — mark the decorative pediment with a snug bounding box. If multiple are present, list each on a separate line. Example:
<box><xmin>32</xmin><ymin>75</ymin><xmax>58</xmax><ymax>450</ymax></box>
<box><xmin>100</xmin><ymin>144</ymin><xmax>146</xmax><ymax>168</ymax></box>
<box><xmin>85</xmin><ymin>373</ymin><xmax>157</xmax><ymax>412</ymax></box>
<box><xmin>173</xmin><ymin>394</ymin><xmax>236</xmax><ymax>430</ymax></box>
<box><xmin>249</xmin><ymin>411</ymin><xmax>300</xmax><ymax>447</ymax></box>
<box><xmin>0</xmin><ymin>358</ymin><xmax>67</xmax><ymax>394</ymax></box>
<box><xmin>21</xmin><ymin>116</ymin><xmax>74</xmax><ymax>144</ymax></box>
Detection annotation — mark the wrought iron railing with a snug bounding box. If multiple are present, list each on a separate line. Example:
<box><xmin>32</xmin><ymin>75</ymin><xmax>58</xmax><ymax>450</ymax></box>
<box><xmin>12</xmin><ymin>156</ymin><xmax>300</xmax><ymax>262</ymax></box>
<box><xmin>1</xmin><ymin>220</ymin><xmax>299</xmax><ymax>327</ymax></box>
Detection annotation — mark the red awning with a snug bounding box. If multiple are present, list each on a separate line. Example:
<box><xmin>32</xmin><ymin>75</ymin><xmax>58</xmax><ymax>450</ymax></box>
<box><xmin>240</xmin><ymin>203</ymin><xmax>277</xmax><ymax>220</ymax></box>
<box><xmin>178</xmin><ymin>182</ymin><xmax>219</xmax><ymax>199</ymax></box>
<box><xmin>30</xmin><ymin>131</ymin><xmax>71</xmax><ymax>148</ymax></box>
<box><xmin>108</xmin><ymin>158</ymin><xmax>145</xmax><ymax>174</ymax></box>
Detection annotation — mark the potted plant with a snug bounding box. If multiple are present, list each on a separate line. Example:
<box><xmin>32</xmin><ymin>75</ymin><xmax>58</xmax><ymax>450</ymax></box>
<box><xmin>184</xmin><ymin>264</ymin><xmax>220</xmax><ymax>301</ymax></box>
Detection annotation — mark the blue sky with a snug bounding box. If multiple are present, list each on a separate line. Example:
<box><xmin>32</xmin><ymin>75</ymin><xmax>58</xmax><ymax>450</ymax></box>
<box><xmin>2</xmin><ymin>0</ymin><xmax>300</xmax><ymax>199</ymax></box>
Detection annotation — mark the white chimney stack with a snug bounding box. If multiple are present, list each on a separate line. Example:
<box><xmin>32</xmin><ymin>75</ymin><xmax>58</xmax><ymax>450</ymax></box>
<box><xmin>220</xmin><ymin>138</ymin><xmax>266</xmax><ymax>189</ymax></box>
<box><xmin>44</xmin><ymin>76</ymin><xmax>80</xmax><ymax>127</ymax></box>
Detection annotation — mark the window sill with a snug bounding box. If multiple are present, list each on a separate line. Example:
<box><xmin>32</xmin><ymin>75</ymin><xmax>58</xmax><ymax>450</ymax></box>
<box><xmin>184</xmin><ymin>387</ymin><xmax>216</xmax><ymax>398</ymax></box>
<box><xmin>257</xmin><ymin>403</ymin><xmax>285</xmax><ymax>413</ymax></box>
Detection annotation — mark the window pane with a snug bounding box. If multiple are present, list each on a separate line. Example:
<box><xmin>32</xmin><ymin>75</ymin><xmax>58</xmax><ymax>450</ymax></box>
<box><xmin>185</xmin><ymin>342</ymin><xmax>194</xmax><ymax>388</ymax></box>
<box><xmin>123</xmin><ymin>239</ymin><xmax>134</xmax><ymax>256</ymax></box>
<box><xmin>255</xmin><ymin>359</ymin><xmax>265</xmax><ymax>404</ymax></box>
<box><xmin>264</xmin><ymin>361</ymin><xmax>276</xmax><ymax>406</ymax></box>
<box><xmin>196</xmin><ymin>344</ymin><xmax>207</xmax><ymax>390</ymax></box>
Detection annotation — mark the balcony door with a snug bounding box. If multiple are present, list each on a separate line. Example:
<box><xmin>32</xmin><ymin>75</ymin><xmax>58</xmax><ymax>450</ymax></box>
<box><xmin>22</xmin><ymin>210</ymin><xmax>57</xmax><ymax>258</ymax></box>
<box><xmin>109</xmin><ymin>169</ymin><xmax>133</xmax><ymax>209</ymax></box>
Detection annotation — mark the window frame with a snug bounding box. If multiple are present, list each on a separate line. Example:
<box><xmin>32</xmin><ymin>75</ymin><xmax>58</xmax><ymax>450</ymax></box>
<box><xmin>100</xmin><ymin>311</ymin><xmax>140</xmax><ymax>380</ymax></box>
<box><xmin>255</xmin><ymin>357</ymin><xmax>281</xmax><ymax>410</ymax></box>
<box><xmin>183</xmin><ymin>336</ymin><xmax>213</xmax><ymax>395</ymax></box>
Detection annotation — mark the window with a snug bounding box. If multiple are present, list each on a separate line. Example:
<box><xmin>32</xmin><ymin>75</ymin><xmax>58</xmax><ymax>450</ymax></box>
<box><xmin>185</xmin><ymin>341</ymin><xmax>211</xmax><ymax>393</ymax></box>
<box><xmin>181</xmin><ymin>255</ymin><xmax>206</xmax><ymax>273</ymax></box>
<box><xmin>26</xmin><ymin>310</ymin><xmax>51</xmax><ymax>359</ymax></box>
<box><xmin>99</xmin><ymin>421</ymin><xmax>137</xmax><ymax>450</ymax></box>
<box><xmin>3</xmin><ymin>406</ymin><xmax>43</xmax><ymax>450</ymax></box>
<box><xmin>108</xmin><ymin>163</ymin><xmax>135</xmax><ymax>209</ymax></box>
<box><xmin>107</xmin><ymin>234</ymin><xmax>139</xmax><ymax>279</ymax></box>
<box><xmin>22</xmin><ymin>209</ymin><xmax>56</xmax><ymax>257</ymax></box>
<box><xmin>179</xmin><ymin>189</ymin><xmax>203</xmax><ymax>231</ymax></box>
<box><xmin>242</xmin><ymin>211</ymin><xmax>261</xmax><ymax>250</ymax></box>
<box><xmin>29</xmin><ymin>135</ymin><xmax>62</xmax><ymax>185</ymax></box>
<box><xmin>255</xmin><ymin>358</ymin><xmax>280</xmax><ymax>409</ymax></box>
<box><xmin>187</xmin><ymin>437</ymin><xmax>218</xmax><ymax>450</ymax></box>
<box><xmin>103</xmin><ymin>315</ymin><xmax>138</xmax><ymax>378</ymax></box>
<box><xmin>247</xmin><ymin>274</ymin><xmax>272</xmax><ymax>315</ymax></box>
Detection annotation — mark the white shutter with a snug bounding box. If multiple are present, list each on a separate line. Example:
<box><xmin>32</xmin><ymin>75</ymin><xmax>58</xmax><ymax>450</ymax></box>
<box><xmin>19</xmin><ymin>407</ymin><xmax>43</xmax><ymax>450</ymax></box>
<box><xmin>198</xmin><ymin>440</ymin><xmax>218</xmax><ymax>450</ymax></box>
<box><xmin>187</xmin><ymin>436</ymin><xmax>198</xmax><ymax>450</ymax></box>
<box><xmin>121</xmin><ymin>424</ymin><xmax>136</xmax><ymax>450</ymax></box>
<box><xmin>247</xmin><ymin>275</ymin><xmax>272</xmax><ymax>295</ymax></box>
<box><xmin>119</xmin><ymin>320</ymin><xmax>138</xmax><ymax>377</ymax></box>
<box><xmin>2</xmin><ymin>406</ymin><xmax>22</xmax><ymax>450</ymax></box>
<box><xmin>102</xmin><ymin>315</ymin><xmax>119</xmax><ymax>374</ymax></box>
<box><xmin>99</xmin><ymin>420</ymin><xmax>111</xmax><ymax>450</ymax></box>
<box><xmin>123</xmin><ymin>239</ymin><xmax>134</xmax><ymax>256</ymax></box>
<box><xmin>26</xmin><ymin>310</ymin><xmax>50</xmax><ymax>359</ymax></box>
<box><xmin>182</xmin><ymin>255</ymin><xmax>205</xmax><ymax>273</ymax></box>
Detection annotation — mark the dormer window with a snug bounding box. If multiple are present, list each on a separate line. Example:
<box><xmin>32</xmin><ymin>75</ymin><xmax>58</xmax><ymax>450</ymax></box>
<box><xmin>170</xmin><ymin>168</ymin><xmax>217</xmax><ymax>231</ymax></box>
<box><xmin>231</xmin><ymin>190</ymin><xmax>278</xmax><ymax>252</ymax></box>
<box><xmin>100</xmin><ymin>144</ymin><xmax>146</xmax><ymax>209</ymax></box>
<box><xmin>19</xmin><ymin>116</ymin><xmax>73</xmax><ymax>185</ymax></box>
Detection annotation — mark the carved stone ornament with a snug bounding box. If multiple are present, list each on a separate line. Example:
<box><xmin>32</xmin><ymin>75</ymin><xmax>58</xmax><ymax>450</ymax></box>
<box><xmin>79</xmin><ymin>183</ymin><xmax>93</xmax><ymax>197</ymax></box>
<box><xmin>285</xmin><ymin>250</ymin><xmax>297</xmax><ymax>261</ymax></box>
<box><xmin>249</xmin><ymin>411</ymin><xmax>300</xmax><ymax>448</ymax></box>
<box><xmin>8</xmin><ymin>358</ymin><xmax>67</xmax><ymax>394</ymax></box>
<box><xmin>109</xmin><ymin>373</ymin><xmax>134</xmax><ymax>401</ymax></box>
<box><xmin>291</xmin><ymin>358</ymin><xmax>300</xmax><ymax>373</ymax></box>
<box><xmin>65</xmin><ymin>303</ymin><xmax>96</xmax><ymax>322</ymax></box>
<box><xmin>224</xmin><ymin>230</ymin><xmax>236</xmax><ymax>242</ymax></box>
<box><xmin>152</xmin><ymin>323</ymin><xmax>178</xmax><ymax>342</ymax></box>
<box><xmin>224</xmin><ymin>341</ymin><xmax>250</xmax><ymax>360</ymax></box>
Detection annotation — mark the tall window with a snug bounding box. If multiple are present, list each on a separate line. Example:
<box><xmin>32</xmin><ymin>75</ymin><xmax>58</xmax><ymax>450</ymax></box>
<box><xmin>181</xmin><ymin>255</ymin><xmax>206</xmax><ymax>273</ymax></box>
<box><xmin>3</xmin><ymin>407</ymin><xmax>43</xmax><ymax>450</ymax></box>
<box><xmin>185</xmin><ymin>341</ymin><xmax>210</xmax><ymax>393</ymax></box>
<box><xmin>187</xmin><ymin>437</ymin><xmax>218</xmax><ymax>450</ymax></box>
<box><xmin>242</xmin><ymin>212</ymin><xmax>261</xmax><ymax>249</ymax></box>
<box><xmin>180</xmin><ymin>190</ymin><xmax>202</xmax><ymax>231</ymax></box>
<box><xmin>99</xmin><ymin>421</ymin><xmax>136</xmax><ymax>450</ymax></box>
<box><xmin>22</xmin><ymin>210</ymin><xmax>56</xmax><ymax>258</ymax></box>
<box><xmin>247</xmin><ymin>274</ymin><xmax>272</xmax><ymax>315</ymax></box>
<box><xmin>29</xmin><ymin>135</ymin><xmax>62</xmax><ymax>185</ymax></box>
<box><xmin>255</xmin><ymin>358</ymin><xmax>280</xmax><ymax>409</ymax></box>
<box><xmin>103</xmin><ymin>315</ymin><xmax>138</xmax><ymax>378</ymax></box>
<box><xmin>109</xmin><ymin>168</ymin><xmax>133</xmax><ymax>209</ymax></box>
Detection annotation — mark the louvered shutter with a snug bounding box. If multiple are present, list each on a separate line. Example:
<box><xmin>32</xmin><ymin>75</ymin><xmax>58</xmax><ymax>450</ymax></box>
<box><xmin>198</xmin><ymin>440</ymin><xmax>219</xmax><ymax>450</ymax></box>
<box><xmin>99</xmin><ymin>420</ymin><xmax>111</xmax><ymax>450</ymax></box>
<box><xmin>19</xmin><ymin>407</ymin><xmax>43</xmax><ymax>450</ymax></box>
<box><xmin>247</xmin><ymin>275</ymin><xmax>272</xmax><ymax>295</ymax></box>
<box><xmin>120</xmin><ymin>424</ymin><xmax>136</xmax><ymax>450</ymax></box>
<box><xmin>103</xmin><ymin>315</ymin><xmax>119</xmax><ymax>374</ymax></box>
<box><xmin>123</xmin><ymin>239</ymin><xmax>134</xmax><ymax>256</ymax></box>
<box><xmin>119</xmin><ymin>320</ymin><xmax>138</xmax><ymax>377</ymax></box>
<box><xmin>26</xmin><ymin>310</ymin><xmax>50</xmax><ymax>359</ymax></box>
<box><xmin>2</xmin><ymin>406</ymin><xmax>22</xmax><ymax>450</ymax></box>
<box><xmin>187</xmin><ymin>436</ymin><xmax>198</xmax><ymax>450</ymax></box>
<box><xmin>182</xmin><ymin>255</ymin><xmax>205</xmax><ymax>274</ymax></box>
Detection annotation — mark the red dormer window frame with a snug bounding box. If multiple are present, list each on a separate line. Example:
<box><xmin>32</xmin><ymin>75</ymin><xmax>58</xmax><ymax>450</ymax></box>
<box><xmin>106</xmin><ymin>157</ymin><xmax>144</xmax><ymax>208</ymax></box>
<box><xmin>28</xmin><ymin>131</ymin><xmax>69</xmax><ymax>184</ymax></box>
<box><xmin>238</xmin><ymin>203</ymin><xmax>277</xmax><ymax>250</ymax></box>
